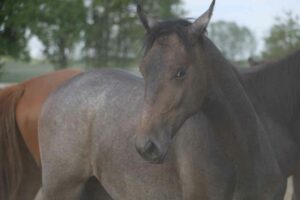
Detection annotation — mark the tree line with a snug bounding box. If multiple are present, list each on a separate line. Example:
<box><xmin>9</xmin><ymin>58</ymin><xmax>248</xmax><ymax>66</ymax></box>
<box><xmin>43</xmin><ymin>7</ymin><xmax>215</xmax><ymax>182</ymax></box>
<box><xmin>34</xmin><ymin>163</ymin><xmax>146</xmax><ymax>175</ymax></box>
<box><xmin>1</xmin><ymin>0</ymin><xmax>299</xmax><ymax>69</ymax></box>
<box><xmin>208</xmin><ymin>11</ymin><xmax>300</xmax><ymax>64</ymax></box>
<box><xmin>0</xmin><ymin>0</ymin><xmax>184</xmax><ymax>69</ymax></box>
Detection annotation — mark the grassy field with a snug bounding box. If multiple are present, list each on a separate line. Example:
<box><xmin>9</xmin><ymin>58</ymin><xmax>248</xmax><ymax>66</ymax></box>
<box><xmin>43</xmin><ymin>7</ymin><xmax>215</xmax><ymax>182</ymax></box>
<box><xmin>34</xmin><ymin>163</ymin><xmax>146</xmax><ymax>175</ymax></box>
<box><xmin>0</xmin><ymin>59</ymin><xmax>140</xmax><ymax>83</ymax></box>
<box><xmin>0</xmin><ymin>60</ymin><xmax>54</xmax><ymax>83</ymax></box>
<box><xmin>0</xmin><ymin>59</ymin><xmax>89</xmax><ymax>83</ymax></box>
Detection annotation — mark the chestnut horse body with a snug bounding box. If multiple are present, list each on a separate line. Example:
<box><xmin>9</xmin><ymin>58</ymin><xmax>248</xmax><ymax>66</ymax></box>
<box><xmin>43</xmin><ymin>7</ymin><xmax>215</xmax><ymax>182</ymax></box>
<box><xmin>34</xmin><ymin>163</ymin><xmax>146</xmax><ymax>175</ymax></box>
<box><xmin>17</xmin><ymin>69</ymin><xmax>82</xmax><ymax>164</ymax></box>
<box><xmin>0</xmin><ymin>69</ymin><xmax>82</xmax><ymax>200</ymax></box>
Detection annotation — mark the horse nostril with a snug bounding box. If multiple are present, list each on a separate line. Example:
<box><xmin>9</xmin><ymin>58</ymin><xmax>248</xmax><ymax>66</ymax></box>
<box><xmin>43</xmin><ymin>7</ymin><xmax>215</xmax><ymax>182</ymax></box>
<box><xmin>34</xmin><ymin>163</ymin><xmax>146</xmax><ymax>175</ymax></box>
<box><xmin>135</xmin><ymin>137</ymin><xmax>163</xmax><ymax>163</ymax></box>
<box><xmin>144</xmin><ymin>140</ymin><xmax>157</xmax><ymax>154</ymax></box>
<box><xmin>143</xmin><ymin>140</ymin><xmax>161</xmax><ymax>161</ymax></box>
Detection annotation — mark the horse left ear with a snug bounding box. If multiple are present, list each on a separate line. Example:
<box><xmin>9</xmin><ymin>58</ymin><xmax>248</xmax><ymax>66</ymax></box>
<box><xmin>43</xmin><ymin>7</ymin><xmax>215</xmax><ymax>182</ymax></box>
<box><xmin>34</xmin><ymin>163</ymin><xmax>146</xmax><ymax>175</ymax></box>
<box><xmin>136</xmin><ymin>4</ymin><xmax>158</xmax><ymax>33</ymax></box>
<box><xmin>189</xmin><ymin>0</ymin><xmax>215</xmax><ymax>36</ymax></box>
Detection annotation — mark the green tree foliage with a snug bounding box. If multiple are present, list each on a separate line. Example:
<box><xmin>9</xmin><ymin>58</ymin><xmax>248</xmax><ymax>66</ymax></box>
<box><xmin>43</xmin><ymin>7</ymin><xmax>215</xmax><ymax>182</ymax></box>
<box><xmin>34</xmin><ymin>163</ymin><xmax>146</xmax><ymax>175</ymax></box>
<box><xmin>0</xmin><ymin>0</ymin><xmax>183</xmax><ymax>69</ymax></box>
<box><xmin>30</xmin><ymin>0</ymin><xmax>87</xmax><ymax>69</ymax></box>
<box><xmin>0</xmin><ymin>0</ymin><xmax>35</xmax><ymax>60</ymax></box>
<box><xmin>84</xmin><ymin>0</ymin><xmax>184</xmax><ymax>68</ymax></box>
<box><xmin>208</xmin><ymin>20</ymin><xmax>257</xmax><ymax>61</ymax></box>
<box><xmin>262</xmin><ymin>11</ymin><xmax>300</xmax><ymax>60</ymax></box>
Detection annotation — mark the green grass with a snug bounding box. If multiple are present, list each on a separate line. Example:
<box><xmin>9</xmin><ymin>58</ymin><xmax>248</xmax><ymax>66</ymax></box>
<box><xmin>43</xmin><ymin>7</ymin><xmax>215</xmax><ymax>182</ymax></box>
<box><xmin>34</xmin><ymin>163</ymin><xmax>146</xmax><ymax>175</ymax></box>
<box><xmin>0</xmin><ymin>59</ymin><xmax>140</xmax><ymax>83</ymax></box>
<box><xmin>0</xmin><ymin>60</ymin><xmax>54</xmax><ymax>83</ymax></box>
<box><xmin>0</xmin><ymin>59</ymin><xmax>88</xmax><ymax>83</ymax></box>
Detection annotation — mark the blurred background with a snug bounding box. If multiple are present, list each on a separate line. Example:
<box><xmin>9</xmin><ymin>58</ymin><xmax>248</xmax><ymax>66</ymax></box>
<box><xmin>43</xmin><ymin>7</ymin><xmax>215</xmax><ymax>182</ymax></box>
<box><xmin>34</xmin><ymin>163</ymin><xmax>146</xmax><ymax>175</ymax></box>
<box><xmin>0</xmin><ymin>0</ymin><xmax>300</xmax><ymax>83</ymax></box>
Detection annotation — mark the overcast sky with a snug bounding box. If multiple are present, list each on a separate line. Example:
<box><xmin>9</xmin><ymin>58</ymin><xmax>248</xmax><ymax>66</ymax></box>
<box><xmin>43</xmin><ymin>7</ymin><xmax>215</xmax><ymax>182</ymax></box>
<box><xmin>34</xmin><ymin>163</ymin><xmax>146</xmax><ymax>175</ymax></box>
<box><xmin>29</xmin><ymin>0</ymin><xmax>300</xmax><ymax>58</ymax></box>
<box><xmin>182</xmin><ymin>0</ymin><xmax>300</xmax><ymax>50</ymax></box>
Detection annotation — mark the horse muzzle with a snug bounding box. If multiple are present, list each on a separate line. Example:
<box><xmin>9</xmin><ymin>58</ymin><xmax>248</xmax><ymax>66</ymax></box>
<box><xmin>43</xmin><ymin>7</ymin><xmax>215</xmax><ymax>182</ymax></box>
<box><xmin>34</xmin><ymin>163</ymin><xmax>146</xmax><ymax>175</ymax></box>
<box><xmin>135</xmin><ymin>135</ymin><xmax>167</xmax><ymax>164</ymax></box>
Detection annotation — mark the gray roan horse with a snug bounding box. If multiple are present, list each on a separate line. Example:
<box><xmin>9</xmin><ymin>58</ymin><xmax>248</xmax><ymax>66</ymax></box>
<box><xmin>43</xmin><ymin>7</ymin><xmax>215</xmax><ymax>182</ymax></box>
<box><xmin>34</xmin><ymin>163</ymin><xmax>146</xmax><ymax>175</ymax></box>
<box><xmin>38</xmin><ymin>1</ymin><xmax>300</xmax><ymax>200</ymax></box>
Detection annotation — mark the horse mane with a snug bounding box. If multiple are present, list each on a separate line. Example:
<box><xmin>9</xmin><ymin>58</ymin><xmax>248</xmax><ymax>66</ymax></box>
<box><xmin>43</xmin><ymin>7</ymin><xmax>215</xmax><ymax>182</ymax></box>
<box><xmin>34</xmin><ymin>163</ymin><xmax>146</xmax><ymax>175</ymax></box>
<box><xmin>0</xmin><ymin>84</ymin><xmax>25</xmax><ymax>200</ymax></box>
<box><xmin>242</xmin><ymin>49</ymin><xmax>300</xmax><ymax>123</ymax></box>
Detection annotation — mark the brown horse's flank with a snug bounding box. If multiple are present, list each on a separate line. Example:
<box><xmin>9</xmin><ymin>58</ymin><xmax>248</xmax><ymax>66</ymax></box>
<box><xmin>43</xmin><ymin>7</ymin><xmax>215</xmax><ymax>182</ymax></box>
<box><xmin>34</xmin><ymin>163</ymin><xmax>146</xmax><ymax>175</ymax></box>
<box><xmin>0</xmin><ymin>85</ymin><xmax>25</xmax><ymax>200</ymax></box>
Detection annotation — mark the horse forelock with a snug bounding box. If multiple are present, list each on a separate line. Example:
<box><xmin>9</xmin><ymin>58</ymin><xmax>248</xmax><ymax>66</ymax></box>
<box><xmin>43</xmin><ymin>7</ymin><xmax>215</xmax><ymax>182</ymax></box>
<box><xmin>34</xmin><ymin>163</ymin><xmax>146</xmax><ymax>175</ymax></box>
<box><xmin>143</xmin><ymin>19</ymin><xmax>193</xmax><ymax>53</ymax></box>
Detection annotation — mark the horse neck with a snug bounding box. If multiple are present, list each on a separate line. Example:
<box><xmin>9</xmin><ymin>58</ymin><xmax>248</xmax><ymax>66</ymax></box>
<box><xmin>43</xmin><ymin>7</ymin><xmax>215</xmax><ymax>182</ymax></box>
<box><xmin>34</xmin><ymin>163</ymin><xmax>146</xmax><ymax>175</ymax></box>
<box><xmin>200</xmin><ymin>40</ymin><xmax>279</xmax><ymax>179</ymax></box>
<box><xmin>243</xmin><ymin>51</ymin><xmax>300</xmax><ymax>123</ymax></box>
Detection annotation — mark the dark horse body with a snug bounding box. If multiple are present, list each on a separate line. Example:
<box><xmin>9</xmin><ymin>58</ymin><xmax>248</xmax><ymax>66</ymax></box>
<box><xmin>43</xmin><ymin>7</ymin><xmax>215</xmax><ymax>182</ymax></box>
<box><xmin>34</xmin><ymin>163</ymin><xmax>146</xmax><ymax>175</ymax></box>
<box><xmin>241</xmin><ymin>50</ymin><xmax>300</xmax><ymax>199</ymax></box>
<box><xmin>38</xmin><ymin>2</ymin><xmax>299</xmax><ymax>200</ymax></box>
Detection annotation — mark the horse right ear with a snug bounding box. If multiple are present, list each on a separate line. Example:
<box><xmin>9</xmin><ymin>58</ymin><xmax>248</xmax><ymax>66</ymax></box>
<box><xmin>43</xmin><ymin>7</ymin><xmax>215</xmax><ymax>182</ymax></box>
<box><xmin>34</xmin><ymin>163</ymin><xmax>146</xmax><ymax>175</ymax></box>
<box><xmin>136</xmin><ymin>4</ymin><xmax>157</xmax><ymax>33</ymax></box>
<box><xmin>189</xmin><ymin>0</ymin><xmax>215</xmax><ymax>36</ymax></box>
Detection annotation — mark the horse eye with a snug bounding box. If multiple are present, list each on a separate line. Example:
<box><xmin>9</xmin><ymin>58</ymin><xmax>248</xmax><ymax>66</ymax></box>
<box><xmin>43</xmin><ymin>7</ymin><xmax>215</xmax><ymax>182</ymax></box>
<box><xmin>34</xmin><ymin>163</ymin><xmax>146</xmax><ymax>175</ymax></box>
<box><xmin>175</xmin><ymin>69</ymin><xmax>186</xmax><ymax>79</ymax></box>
